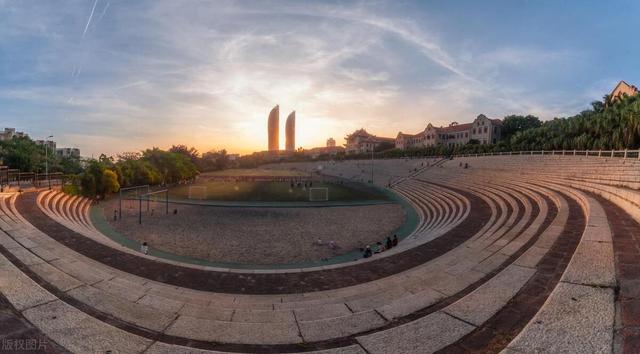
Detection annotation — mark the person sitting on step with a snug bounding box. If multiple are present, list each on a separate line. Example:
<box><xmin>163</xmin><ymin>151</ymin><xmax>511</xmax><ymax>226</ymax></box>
<box><xmin>385</xmin><ymin>236</ymin><xmax>393</xmax><ymax>250</ymax></box>
<box><xmin>363</xmin><ymin>245</ymin><xmax>372</xmax><ymax>258</ymax></box>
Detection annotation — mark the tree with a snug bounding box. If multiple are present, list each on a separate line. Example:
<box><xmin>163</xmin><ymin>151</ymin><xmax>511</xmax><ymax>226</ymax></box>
<box><xmin>117</xmin><ymin>152</ymin><xmax>141</xmax><ymax>161</ymax></box>
<box><xmin>501</xmin><ymin>115</ymin><xmax>542</xmax><ymax>141</ymax></box>
<box><xmin>591</xmin><ymin>100</ymin><xmax>605</xmax><ymax>113</ymax></box>
<box><xmin>199</xmin><ymin>149</ymin><xmax>229</xmax><ymax>171</ymax></box>
<box><xmin>508</xmin><ymin>93</ymin><xmax>640</xmax><ymax>151</ymax></box>
<box><xmin>140</xmin><ymin>148</ymin><xmax>197</xmax><ymax>184</ymax></box>
<box><xmin>169</xmin><ymin>145</ymin><xmax>199</xmax><ymax>163</ymax></box>
<box><xmin>80</xmin><ymin>159</ymin><xmax>102</xmax><ymax>197</ymax></box>
<box><xmin>58</xmin><ymin>156</ymin><xmax>83</xmax><ymax>175</ymax></box>
<box><xmin>0</xmin><ymin>136</ymin><xmax>45</xmax><ymax>171</ymax></box>
<box><xmin>79</xmin><ymin>159</ymin><xmax>120</xmax><ymax>198</ymax></box>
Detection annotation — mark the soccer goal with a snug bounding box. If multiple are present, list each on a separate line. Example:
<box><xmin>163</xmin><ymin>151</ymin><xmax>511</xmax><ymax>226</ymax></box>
<box><xmin>309</xmin><ymin>187</ymin><xmax>329</xmax><ymax>201</ymax></box>
<box><xmin>188</xmin><ymin>186</ymin><xmax>207</xmax><ymax>200</ymax></box>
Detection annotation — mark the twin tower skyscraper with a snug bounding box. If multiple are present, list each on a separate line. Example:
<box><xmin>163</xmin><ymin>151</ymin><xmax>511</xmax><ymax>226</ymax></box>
<box><xmin>267</xmin><ymin>105</ymin><xmax>295</xmax><ymax>152</ymax></box>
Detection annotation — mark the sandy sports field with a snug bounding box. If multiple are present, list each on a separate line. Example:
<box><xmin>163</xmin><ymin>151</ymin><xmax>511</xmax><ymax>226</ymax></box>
<box><xmin>199</xmin><ymin>168</ymin><xmax>310</xmax><ymax>177</ymax></box>
<box><xmin>167</xmin><ymin>180</ymin><xmax>389</xmax><ymax>202</ymax></box>
<box><xmin>102</xmin><ymin>200</ymin><xmax>405</xmax><ymax>265</ymax></box>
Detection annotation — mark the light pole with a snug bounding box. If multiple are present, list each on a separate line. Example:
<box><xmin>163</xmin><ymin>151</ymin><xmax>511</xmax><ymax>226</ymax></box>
<box><xmin>45</xmin><ymin>135</ymin><xmax>53</xmax><ymax>189</ymax></box>
<box><xmin>371</xmin><ymin>145</ymin><xmax>374</xmax><ymax>184</ymax></box>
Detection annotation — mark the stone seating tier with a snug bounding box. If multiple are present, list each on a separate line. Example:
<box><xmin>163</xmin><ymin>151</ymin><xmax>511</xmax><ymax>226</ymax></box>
<box><xmin>0</xmin><ymin>154</ymin><xmax>636</xmax><ymax>353</ymax></box>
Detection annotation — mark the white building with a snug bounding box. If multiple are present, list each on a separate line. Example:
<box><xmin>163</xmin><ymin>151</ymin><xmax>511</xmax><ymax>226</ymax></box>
<box><xmin>56</xmin><ymin>147</ymin><xmax>81</xmax><ymax>158</ymax></box>
<box><xmin>345</xmin><ymin>129</ymin><xmax>395</xmax><ymax>154</ymax></box>
<box><xmin>36</xmin><ymin>140</ymin><xmax>57</xmax><ymax>151</ymax></box>
<box><xmin>0</xmin><ymin>128</ymin><xmax>27</xmax><ymax>141</ymax></box>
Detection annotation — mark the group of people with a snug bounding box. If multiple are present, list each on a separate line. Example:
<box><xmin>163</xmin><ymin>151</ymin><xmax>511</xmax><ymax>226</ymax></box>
<box><xmin>362</xmin><ymin>234</ymin><xmax>398</xmax><ymax>258</ymax></box>
<box><xmin>291</xmin><ymin>180</ymin><xmax>313</xmax><ymax>189</ymax></box>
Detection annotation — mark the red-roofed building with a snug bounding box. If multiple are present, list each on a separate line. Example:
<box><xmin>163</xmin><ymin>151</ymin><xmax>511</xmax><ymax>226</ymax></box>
<box><xmin>607</xmin><ymin>80</ymin><xmax>638</xmax><ymax>106</ymax></box>
<box><xmin>395</xmin><ymin>114</ymin><xmax>503</xmax><ymax>149</ymax></box>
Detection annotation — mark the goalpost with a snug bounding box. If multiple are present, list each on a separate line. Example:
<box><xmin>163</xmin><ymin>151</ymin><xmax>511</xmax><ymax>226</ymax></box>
<box><xmin>309</xmin><ymin>187</ymin><xmax>329</xmax><ymax>202</ymax></box>
<box><xmin>119</xmin><ymin>185</ymin><xmax>150</xmax><ymax>220</ymax></box>
<box><xmin>188</xmin><ymin>186</ymin><xmax>207</xmax><ymax>200</ymax></box>
<box><xmin>137</xmin><ymin>189</ymin><xmax>169</xmax><ymax>224</ymax></box>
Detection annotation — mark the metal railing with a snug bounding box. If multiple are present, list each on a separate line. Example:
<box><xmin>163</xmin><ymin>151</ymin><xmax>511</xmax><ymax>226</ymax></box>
<box><xmin>451</xmin><ymin>149</ymin><xmax>640</xmax><ymax>160</ymax></box>
<box><xmin>0</xmin><ymin>166</ymin><xmax>67</xmax><ymax>192</ymax></box>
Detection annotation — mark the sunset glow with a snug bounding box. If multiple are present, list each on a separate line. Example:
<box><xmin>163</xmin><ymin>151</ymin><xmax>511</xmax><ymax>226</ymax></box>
<box><xmin>1</xmin><ymin>1</ymin><xmax>638</xmax><ymax>156</ymax></box>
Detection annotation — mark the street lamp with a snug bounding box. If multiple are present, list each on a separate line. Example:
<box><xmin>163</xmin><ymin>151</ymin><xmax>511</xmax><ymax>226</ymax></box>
<box><xmin>45</xmin><ymin>135</ymin><xmax>53</xmax><ymax>189</ymax></box>
<box><xmin>371</xmin><ymin>145</ymin><xmax>374</xmax><ymax>184</ymax></box>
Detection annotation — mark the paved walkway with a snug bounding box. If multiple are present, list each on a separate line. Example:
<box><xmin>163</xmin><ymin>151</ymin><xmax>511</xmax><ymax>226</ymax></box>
<box><xmin>0</xmin><ymin>276</ymin><xmax>67</xmax><ymax>354</ymax></box>
<box><xmin>597</xmin><ymin>195</ymin><xmax>640</xmax><ymax>354</ymax></box>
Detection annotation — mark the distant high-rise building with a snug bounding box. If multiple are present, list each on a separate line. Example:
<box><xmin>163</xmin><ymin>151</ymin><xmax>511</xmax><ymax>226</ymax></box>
<box><xmin>35</xmin><ymin>140</ymin><xmax>57</xmax><ymax>151</ymax></box>
<box><xmin>56</xmin><ymin>147</ymin><xmax>81</xmax><ymax>158</ymax></box>
<box><xmin>285</xmin><ymin>111</ymin><xmax>295</xmax><ymax>152</ymax></box>
<box><xmin>0</xmin><ymin>128</ymin><xmax>27</xmax><ymax>141</ymax></box>
<box><xmin>268</xmin><ymin>105</ymin><xmax>279</xmax><ymax>151</ymax></box>
<box><xmin>326</xmin><ymin>138</ymin><xmax>336</xmax><ymax>147</ymax></box>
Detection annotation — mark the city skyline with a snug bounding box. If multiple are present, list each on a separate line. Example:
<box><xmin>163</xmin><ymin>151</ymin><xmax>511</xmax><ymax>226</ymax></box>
<box><xmin>1</xmin><ymin>1</ymin><xmax>639</xmax><ymax>156</ymax></box>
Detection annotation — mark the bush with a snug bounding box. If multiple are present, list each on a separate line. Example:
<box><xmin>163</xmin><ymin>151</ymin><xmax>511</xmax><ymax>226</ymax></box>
<box><xmin>102</xmin><ymin>169</ymin><xmax>120</xmax><ymax>194</ymax></box>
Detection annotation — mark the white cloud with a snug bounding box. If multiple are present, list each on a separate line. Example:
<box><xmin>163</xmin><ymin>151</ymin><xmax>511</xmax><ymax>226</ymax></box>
<box><xmin>0</xmin><ymin>1</ymin><xmax>604</xmax><ymax>156</ymax></box>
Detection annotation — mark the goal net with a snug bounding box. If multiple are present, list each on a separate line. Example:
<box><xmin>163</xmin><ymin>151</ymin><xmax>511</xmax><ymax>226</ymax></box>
<box><xmin>309</xmin><ymin>187</ymin><xmax>329</xmax><ymax>201</ymax></box>
<box><xmin>188</xmin><ymin>186</ymin><xmax>207</xmax><ymax>200</ymax></box>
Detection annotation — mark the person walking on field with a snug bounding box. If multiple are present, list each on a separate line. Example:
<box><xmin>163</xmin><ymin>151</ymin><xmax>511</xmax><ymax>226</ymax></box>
<box><xmin>140</xmin><ymin>242</ymin><xmax>149</xmax><ymax>255</ymax></box>
<box><xmin>392</xmin><ymin>234</ymin><xmax>398</xmax><ymax>247</ymax></box>
<box><xmin>386</xmin><ymin>236</ymin><xmax>393</xmax><ymax>250</ymax></box>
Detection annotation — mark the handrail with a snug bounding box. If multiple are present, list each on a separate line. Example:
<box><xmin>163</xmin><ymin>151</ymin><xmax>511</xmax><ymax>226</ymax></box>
<box><xmin>0</xmin><ymin>167</ymin><xmax>66</xmax><ymax>192</ymax></box>
<box><xmin>449</xmin><ymin>149</ymin><xmax>640</xmax><ymax>160</ymax></box>
<box><xmin>334</xmin><ymin>149</ymin><xmax>640</xmax><ymax>162</ymax></box>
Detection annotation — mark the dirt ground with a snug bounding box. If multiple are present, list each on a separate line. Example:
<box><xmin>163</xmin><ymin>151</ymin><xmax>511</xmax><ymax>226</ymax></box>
<box><xmin>102</xmin><ymin>199</ymin><xmax>405</xmax><ymax>265</ymax></box>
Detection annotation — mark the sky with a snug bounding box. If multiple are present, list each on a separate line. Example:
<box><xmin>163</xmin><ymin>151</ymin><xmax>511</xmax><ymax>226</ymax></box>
<box><xmin>1</xmin><ymin>0</ymin><xmax>639</xmax><ymax>156</ymax></box>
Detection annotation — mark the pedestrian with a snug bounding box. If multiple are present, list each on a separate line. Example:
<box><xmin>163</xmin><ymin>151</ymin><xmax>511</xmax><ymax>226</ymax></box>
<box><xmin>363</xmin><ymin>245</ymin><xmax>372</xmax><ymax>258</ymax></box>
<box><xmin>386</xmin><ymin>236</ymin><xmax>393</xmax><ymax>250</ymax></box>
<box><xmin>392</xmin><ymin>234</ymin><xmax>398</xmax><ymax>247</ymax></box>
<box><xmin>140</xmin><ymin>242</ymin><xmax>149</xmax><ymax>255</ymax></box>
